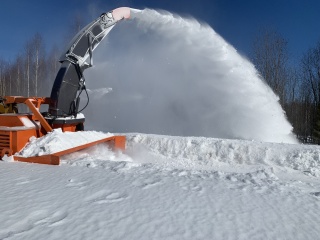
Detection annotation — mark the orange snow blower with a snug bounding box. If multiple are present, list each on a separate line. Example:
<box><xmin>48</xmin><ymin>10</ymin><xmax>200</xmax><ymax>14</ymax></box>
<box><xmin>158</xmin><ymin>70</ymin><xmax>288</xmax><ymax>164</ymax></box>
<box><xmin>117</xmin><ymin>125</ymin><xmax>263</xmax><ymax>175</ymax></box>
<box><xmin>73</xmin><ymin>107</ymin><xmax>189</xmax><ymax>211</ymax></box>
<box><xmin>0</xmin><ymin>7</ymin><xmax>131</xmax><ymax>165</ymax></box>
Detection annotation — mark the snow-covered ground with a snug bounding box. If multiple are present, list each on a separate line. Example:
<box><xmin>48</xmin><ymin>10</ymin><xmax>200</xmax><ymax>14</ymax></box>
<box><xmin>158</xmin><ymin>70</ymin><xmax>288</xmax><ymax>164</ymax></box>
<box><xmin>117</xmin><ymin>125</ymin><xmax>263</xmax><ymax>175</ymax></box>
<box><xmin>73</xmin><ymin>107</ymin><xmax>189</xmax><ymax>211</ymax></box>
<box><xmin>1</xmin><ymin>131</ymin><xmax>320</xmax><ymax>240</ymax></box>
<box><xmin>1</xmin><ymin>7</ymin><xmax>318</xmax><ymax>240</ymax></box>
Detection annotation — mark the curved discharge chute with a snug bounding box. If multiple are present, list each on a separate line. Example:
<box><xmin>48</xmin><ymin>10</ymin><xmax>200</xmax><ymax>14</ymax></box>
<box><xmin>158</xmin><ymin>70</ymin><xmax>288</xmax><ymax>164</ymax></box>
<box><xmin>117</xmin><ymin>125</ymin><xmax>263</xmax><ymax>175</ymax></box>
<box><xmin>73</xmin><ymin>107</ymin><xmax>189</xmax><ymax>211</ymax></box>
<box><xmin>48</xmin><ymin>7</ymin><xmax>131</xmax><ymax>118</ymax></box>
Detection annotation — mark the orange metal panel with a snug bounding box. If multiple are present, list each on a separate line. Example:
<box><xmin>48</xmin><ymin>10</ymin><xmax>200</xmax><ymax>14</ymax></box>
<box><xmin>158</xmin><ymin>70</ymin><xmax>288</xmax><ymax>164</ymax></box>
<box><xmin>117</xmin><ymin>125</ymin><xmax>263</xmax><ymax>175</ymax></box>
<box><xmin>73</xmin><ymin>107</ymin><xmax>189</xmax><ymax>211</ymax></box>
<box><xmin>13</xmin><ymin>129</ymin><xmax>39</xmax><ymax>152</ymax></box>
<box><xmin>53</xmin><ymin>124</ymin><xmax>77</xmax><ymax>132</ymax></box>
<box><xmin>3</xmin><ymin>96</ymin><xmax>51</xmax><ymax>105</ymax></box>
<box><xmin>0</xmin><ymin>128</ymin><xmax>39</xmax><ymax>158</ymax></box>
<box><xmin>114</xmin><ymin>135</ymin><xmax>126</xmax><ymax>150</ymax></box>
<box><xmin>0</xmin><ymin>115</ymin><xmax>25</xmax><ymax>127</ymax></box>
<box><xmin>14</xmin><ymin>155</ymin><xmax>60</xmax><ymax>165</ymax></box>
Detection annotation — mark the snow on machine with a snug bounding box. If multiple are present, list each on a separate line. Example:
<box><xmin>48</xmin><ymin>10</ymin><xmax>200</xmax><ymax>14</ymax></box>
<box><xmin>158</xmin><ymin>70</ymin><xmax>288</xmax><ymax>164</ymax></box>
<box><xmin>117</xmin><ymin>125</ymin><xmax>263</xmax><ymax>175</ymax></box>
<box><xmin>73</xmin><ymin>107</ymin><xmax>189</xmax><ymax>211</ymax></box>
<box><xmin>0</xmin><ymin>7</ymin><xmax>131</xmax><ymax>165</ymax></box>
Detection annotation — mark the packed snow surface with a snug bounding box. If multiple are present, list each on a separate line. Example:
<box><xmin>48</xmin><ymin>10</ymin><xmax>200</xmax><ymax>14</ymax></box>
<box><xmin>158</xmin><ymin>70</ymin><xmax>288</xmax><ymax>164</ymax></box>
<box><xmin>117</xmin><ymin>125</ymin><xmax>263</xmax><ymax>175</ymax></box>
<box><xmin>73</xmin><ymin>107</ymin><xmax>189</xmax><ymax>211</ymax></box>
<box><xmin>1</xmin><ymin>130</ymin><xmax>320</xmax><ymax>240</ymax></box>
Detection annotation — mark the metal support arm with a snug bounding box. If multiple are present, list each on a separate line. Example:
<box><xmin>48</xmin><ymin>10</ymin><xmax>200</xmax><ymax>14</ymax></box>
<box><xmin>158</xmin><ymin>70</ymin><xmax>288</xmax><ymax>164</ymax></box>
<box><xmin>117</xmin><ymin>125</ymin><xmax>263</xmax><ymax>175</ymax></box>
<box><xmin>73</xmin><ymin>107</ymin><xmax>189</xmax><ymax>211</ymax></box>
<box><xmin>48</xmin><ymin>7</ymin><xmax>131</xmax><ymax>118</ymax></box>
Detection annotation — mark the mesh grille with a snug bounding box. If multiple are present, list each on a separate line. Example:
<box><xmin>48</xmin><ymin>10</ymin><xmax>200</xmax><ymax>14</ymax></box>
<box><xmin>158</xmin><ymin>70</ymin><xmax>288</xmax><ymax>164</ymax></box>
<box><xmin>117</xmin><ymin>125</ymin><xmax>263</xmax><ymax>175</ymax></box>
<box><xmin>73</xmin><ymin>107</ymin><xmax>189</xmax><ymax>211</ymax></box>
<box><xmin>0</xmin><ymin>132</ymin><xmax>11</xmax><ymax>152</ymax></box>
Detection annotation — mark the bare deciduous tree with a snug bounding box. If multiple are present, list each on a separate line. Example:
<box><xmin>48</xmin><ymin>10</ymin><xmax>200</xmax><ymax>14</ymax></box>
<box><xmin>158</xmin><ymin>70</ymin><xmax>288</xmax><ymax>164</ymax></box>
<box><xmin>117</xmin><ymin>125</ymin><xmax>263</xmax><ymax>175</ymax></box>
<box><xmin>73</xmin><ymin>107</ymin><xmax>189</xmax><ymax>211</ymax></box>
<box><xmin>252</xmin><ymin>29</ymin><xmax>289</xmax><ymax>106</ymax></box>
<box><xmin>0</xmin><ymin>59</ymin><xmax>8</xmax><ymax>96</ymax></box>
<box><xmin>22</xmin><ymin>33</ymin><xmax>47</xmax><ymax>97</ymax></box>
<box><xmin>31</xmin><ymin>33</ymin><xmax>46</xmax><ymax>96</ymax></box>
<box><xmin>300</xmin><ymin>41</ymin><xmax>320</xmax><ymax>141</ymax></box>
<box><xmin>24</xmin><ymin>41</ymin><xmax>33</xmax><ymax>97</ymax></box>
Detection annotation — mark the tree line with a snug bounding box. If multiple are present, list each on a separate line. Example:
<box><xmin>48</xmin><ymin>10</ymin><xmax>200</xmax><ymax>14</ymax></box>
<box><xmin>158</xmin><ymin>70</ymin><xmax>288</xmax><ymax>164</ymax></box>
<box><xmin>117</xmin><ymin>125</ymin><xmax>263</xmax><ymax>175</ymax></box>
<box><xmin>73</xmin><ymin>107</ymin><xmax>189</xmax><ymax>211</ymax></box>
<box><xmin>0</xmin><ymin>28</ymin><xmax>320</xmax><ymax>144</ymax></box>
<box><xmin>0</xmin><ymin>33</ymin><xmax>60</xmax><ymax>98</ymax></box>
<box><xmin>0</xmin><ymin>13</ymin><xmax>83</xmax><ymax>98</ymax></box>
<box><xmin>251</xmin><ymin>29</ymin><xmax>320</xmax><ymax>143</ymax></box>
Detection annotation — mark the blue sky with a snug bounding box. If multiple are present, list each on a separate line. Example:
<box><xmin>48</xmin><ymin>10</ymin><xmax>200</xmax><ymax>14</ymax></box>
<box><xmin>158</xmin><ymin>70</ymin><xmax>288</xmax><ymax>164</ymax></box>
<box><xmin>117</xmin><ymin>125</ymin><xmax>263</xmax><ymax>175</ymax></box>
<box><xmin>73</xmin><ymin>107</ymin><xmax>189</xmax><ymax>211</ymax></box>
<box><xmin>1</xmin><ymin>0</ymin><xmax>320</xmax><ymax>64</ymax></box>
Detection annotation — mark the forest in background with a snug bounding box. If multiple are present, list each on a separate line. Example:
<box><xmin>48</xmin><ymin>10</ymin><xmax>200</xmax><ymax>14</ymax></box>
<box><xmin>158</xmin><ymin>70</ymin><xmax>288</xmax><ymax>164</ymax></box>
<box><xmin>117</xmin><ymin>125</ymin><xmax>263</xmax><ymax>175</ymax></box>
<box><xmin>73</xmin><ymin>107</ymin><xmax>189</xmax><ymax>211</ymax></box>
<box><xmin>251</xmin><ymin>29</ymin><xmax>320</xmax><ymax>143</ymax></box>
<box><xmin>0</xmin><ymin>22</ymin><xmax>319</xmax><ymax>144</ymax></box>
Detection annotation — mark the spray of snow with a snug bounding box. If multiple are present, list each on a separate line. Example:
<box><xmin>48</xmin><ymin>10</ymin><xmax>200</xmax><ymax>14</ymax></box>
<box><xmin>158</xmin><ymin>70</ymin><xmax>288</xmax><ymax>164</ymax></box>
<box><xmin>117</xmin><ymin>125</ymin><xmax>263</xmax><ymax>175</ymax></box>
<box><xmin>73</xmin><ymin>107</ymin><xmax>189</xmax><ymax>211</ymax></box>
<box><xmin>83</xmin><ymin>9</ymin><xmax>297</xmax><ymax>144</ymax></box>
<box><xmin>87</xmin><ymin>88</ymin><xmax>112</xmax><ymax>99</ymax></box>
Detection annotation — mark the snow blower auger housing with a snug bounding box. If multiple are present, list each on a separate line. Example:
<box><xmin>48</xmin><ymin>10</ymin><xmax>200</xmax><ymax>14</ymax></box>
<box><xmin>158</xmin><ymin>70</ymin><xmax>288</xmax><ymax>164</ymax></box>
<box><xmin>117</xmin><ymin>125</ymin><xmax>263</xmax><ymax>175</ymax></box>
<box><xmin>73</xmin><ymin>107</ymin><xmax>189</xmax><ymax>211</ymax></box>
<box><xmin>0</xmin><ymin>7</ymin><xmax>131</xmax><ymax>165</ymax></box>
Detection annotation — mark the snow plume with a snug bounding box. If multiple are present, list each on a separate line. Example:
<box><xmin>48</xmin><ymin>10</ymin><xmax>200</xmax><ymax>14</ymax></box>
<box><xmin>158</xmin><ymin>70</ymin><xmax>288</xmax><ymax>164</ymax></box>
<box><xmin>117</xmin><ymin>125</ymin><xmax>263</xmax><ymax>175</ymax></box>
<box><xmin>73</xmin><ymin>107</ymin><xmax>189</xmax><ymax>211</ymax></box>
<box><xmin>87</xmin><ymin>88</ymin><xmax>113</xmax><ymax>99</ymax></box>
<box><xmin>84</xmin><ymin>8</ymin><xmax>297</xmax><ymax>144</ymax></box>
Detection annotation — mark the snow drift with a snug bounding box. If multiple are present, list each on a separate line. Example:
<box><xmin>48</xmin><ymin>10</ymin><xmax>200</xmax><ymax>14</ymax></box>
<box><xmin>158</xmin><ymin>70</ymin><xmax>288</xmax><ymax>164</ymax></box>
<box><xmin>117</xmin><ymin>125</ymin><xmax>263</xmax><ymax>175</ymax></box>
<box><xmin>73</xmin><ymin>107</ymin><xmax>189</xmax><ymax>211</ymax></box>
<box><xmin>17</xmin><ymin>130</ymin><xmax>320</xmax><ymax>178</ymax></box>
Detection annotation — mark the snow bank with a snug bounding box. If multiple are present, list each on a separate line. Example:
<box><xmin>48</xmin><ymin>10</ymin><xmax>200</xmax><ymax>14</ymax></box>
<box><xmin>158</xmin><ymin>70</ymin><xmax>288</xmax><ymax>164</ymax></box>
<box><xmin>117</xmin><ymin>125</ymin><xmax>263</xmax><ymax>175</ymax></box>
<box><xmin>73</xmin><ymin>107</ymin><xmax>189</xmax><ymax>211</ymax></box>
<box><xmin>126</xmin><ymin>134</ymin><xmax>320</xmax><ymax>177</ymax></box>
<box><xmin>17</xmin><ymin>130</ymin><xmax>320</xmax><ymax>177</ymax></box>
